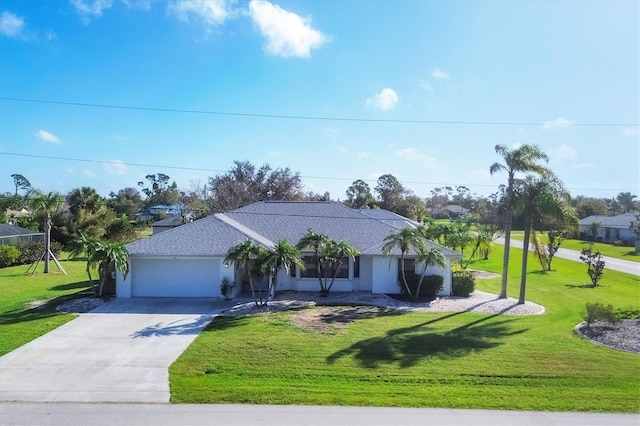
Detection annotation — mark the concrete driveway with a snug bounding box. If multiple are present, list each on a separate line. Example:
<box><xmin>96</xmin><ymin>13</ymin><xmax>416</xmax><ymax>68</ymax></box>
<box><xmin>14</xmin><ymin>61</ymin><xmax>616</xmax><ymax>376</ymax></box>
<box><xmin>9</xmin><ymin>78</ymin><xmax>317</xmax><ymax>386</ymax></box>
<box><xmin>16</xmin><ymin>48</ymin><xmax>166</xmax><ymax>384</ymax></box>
<box><xmin>0</xmin><ymin>298</ymin><xmax>228</xmax><ymax>403</ymax></box>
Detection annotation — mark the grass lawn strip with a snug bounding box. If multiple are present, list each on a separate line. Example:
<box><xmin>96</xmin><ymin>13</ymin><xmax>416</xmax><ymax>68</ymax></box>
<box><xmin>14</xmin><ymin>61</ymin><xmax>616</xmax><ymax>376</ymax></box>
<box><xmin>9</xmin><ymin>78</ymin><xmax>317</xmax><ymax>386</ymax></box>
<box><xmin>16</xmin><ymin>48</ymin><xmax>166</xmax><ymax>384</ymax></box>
<box><xmin>170</xmin><ymin>245</ymin><xmax>640</xmax><ymax>412</ymax></box>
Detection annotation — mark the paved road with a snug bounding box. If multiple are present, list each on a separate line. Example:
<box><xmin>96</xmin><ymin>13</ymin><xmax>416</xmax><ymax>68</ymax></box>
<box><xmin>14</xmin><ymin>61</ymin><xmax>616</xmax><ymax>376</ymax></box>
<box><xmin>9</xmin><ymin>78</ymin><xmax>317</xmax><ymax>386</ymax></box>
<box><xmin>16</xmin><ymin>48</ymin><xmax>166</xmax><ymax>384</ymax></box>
<box><xmin>496</xmin><ymin>238</ymin><xmax>640</xmax><ymax>276</ymax></box>
<box><xmin>0</xmin><ymin>403</ymin><xmax>637</xmax><ymax>426</ymax></box>
<box><xmin>0</xmin><ymin>298</ymin><xmax>229</xmax><ymax>403</ymax></box>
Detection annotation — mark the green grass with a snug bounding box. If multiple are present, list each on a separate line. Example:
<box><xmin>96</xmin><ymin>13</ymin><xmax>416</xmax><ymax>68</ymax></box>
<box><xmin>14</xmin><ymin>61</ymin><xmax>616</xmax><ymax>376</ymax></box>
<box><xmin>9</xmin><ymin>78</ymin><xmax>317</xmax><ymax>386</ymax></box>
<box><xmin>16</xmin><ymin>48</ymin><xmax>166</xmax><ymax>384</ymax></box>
<box><xmin>170</xmin><ymin>245</ymin><xmax>640</xmax><ymax>412</ymax></box>
<box><xmin>508</xmin><ymin>232</ymin><xmax>639</xmax><ymax>263</ymax></box>
<box><xmin>0</xmin><ymin>259</ymin><xmax>93</xmax><ymax>356</ymax></box>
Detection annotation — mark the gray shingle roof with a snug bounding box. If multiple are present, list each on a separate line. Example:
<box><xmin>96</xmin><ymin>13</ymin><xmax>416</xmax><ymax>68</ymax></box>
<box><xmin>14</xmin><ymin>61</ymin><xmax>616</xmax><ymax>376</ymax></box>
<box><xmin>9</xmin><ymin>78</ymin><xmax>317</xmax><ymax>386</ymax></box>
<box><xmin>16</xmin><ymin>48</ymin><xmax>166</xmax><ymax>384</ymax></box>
<box><xmin>127</xmin><ymin>201</ymin><xmax>463</xmax><ymax>258</ymax></box>
<box><xmin>579</xmin><ymin>213</ymin><xmax>637</xmax><ymax>228</ymax></box>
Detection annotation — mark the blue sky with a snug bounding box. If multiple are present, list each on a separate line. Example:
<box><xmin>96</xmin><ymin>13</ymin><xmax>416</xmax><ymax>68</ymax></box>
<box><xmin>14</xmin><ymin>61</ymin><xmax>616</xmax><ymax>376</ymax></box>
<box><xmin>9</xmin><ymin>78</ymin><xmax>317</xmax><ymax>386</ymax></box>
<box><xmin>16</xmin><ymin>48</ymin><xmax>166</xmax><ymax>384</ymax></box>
<box><xmin>0</xmin><ymin>0</ymin><xmax>638</xmax><ymax>202</ymax></box>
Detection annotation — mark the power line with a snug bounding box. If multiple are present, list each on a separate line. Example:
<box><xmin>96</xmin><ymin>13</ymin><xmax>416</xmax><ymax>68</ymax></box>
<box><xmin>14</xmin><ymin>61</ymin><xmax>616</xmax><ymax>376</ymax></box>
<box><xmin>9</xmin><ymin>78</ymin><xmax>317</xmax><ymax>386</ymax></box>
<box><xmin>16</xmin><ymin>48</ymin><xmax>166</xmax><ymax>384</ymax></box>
<box><xmin>1</xmin><ymin>151</ymin><xmax>636</xmax><ymax>194</ymax></box>
<box><xmin>1</xmin><ymin>97</ymin><xmax>638</xmax><ymax>127</ymax></box>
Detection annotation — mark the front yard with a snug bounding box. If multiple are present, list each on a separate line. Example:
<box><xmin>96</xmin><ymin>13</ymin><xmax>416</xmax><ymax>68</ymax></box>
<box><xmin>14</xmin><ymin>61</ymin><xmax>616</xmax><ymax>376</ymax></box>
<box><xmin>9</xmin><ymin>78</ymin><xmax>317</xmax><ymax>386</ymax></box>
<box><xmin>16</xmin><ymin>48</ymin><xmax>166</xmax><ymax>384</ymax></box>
<box><xmin>170</xmin><ymin>245</ymin><xmax>640</xmax><ymax>412</ymax></box>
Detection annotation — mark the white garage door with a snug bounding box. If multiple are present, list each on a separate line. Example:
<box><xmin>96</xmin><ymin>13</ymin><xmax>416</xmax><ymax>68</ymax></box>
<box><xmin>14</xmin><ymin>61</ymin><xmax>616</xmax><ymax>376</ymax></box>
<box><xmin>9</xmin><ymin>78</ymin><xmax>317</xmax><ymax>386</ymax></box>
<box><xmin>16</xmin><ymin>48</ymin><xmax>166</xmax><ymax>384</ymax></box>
<box><xmin>131</xmin><ymin>258</ymin><xmax>221</xmax><ymax>298</ymax></box>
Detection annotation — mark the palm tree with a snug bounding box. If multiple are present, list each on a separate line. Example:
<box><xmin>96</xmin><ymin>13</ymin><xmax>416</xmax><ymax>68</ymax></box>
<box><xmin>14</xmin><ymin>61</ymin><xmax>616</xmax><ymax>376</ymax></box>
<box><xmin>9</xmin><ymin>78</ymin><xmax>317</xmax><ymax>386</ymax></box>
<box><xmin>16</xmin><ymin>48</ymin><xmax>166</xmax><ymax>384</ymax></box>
<box><xmin>257</xmin><ymin>240</ymin><xmax>304</xmax><ymax>306</ymax></box>
<box><xmin>318</xmin><ymin>240</ymin><xmax>359</xmax><ymax>295</ymax></box>
<box><xmin>66</xmin><ymin>186</ymin><xmax>103</xmax><ymax>217</ymax></box>
<box><xmin>69</xmin><ymin>233</ymin><xmax>129</xmax><ymax>296</ymax></box>
<box><xmin>489</xmin><ymin>144</ymin><xmax>551</xmax><ymax>298</ymax></box>
<box><xmin>415</xmin><ymin>247</ymin><xmax>446</xmax><ymax>298</ymax></box>
<box><xmin>514</xmin><ymin>175</ymin><xmax>574</xmax><ymax>304</ymax></box>
<box><xmin>382</xmin><ymin>227</ymin><xmax>426</xmax><ymax>297</ymax></box>
<box><xmin>296</xmin><ymin>229</ymin><xmax>331</xmax><ymax>291</ymax></box>
<box><xmin>464</xmin><ymin>230</ymin><xmax>495</xmax><ymax>267</ymax></box>
<box><xmin>224</xmin><ymin>239</ymin><xmax>264</xmax><ymax>305</ymax></box>
<box><xmin>29</xmin><ymin>191</ymin><xmax>65</xmax><ymax>274</ymax></box>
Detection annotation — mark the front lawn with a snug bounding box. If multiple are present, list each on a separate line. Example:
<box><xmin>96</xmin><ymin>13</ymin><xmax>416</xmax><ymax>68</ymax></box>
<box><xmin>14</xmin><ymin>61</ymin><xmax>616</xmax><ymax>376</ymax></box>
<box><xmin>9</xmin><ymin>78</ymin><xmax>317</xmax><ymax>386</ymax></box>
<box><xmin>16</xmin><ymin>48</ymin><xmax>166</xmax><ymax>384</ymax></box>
<box><xmin>170</xmin><ymin>245</ymin><xmax>640</xmax><ymax>412</ymax></box>
<box><xmin>0</xmin><ymin>259</ymin><xmax>92</xmax><ymax>356</ymax></box>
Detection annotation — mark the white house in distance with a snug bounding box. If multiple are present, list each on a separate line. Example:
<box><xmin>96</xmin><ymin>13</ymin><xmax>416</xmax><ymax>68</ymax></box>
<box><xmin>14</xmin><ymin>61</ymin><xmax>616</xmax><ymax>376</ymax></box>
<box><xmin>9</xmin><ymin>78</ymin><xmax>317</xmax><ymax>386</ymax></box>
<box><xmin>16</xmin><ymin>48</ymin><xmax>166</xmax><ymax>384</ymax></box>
<box><xmin>579</xmin><ymin>213</ymin><xmax>638</xmax><ymax>246</ymax></box>
<box><xmin>117</xmin><ymin>201</ymin><xmax>463</xmax><ymax>299</ymax></box>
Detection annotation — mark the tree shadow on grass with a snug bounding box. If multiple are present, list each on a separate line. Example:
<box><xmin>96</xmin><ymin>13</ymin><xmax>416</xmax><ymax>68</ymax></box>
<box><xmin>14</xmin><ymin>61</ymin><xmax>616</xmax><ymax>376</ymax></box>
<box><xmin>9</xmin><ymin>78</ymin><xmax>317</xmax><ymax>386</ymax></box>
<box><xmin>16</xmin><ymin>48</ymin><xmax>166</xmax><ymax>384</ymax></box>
<box><xmin>327</xmin><ymin>314</ymin><xmax>527</xmax><ymax>368</ymax></box>
<box><xmin>564</xmin><ymin>284</ymin><xmax>605</xmax><ymax>289</ymax></box>
<box><xmin>0</xmin><ymin>289</ymin><xmax>92</xmax><ymax>326</ymax></box>
<box><xmin>48</xmin><ymin>280</ymin><xmax>92</xmax><ymax>291</ymax></box>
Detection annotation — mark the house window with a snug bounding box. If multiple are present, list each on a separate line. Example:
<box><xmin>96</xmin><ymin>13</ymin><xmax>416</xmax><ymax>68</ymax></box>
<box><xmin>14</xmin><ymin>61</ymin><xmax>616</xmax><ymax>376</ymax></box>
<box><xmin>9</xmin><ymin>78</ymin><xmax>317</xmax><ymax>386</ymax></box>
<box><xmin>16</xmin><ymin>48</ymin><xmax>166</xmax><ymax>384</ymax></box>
<box><xmin>353</xmin><ymin>256</ymin><xmax>360</xmax><ymax>278</ymax></box>
<box><xmin>300</xmin><ymin>255</ymin><xmax>351</xmax><ymax>279</ymax></box>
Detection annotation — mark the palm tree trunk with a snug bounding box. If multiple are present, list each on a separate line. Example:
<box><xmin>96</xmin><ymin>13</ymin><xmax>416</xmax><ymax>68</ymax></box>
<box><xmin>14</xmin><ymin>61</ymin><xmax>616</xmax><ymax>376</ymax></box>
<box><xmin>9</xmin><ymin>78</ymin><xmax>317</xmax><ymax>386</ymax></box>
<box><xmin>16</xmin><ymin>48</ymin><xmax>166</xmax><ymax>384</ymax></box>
<box><xmin>44</xmin><ymin>217</ymin><xmax>51</xmax><ymax>274</ymax></box>
<box><xmin>400</xmin><ymin>253</ymin><xmax>412</xmax><ymax>297</ymax></box>
<box><xmin>519</xmin><ymin>215</ymin><xmax>531</xmax><ymax>305</ymax></box>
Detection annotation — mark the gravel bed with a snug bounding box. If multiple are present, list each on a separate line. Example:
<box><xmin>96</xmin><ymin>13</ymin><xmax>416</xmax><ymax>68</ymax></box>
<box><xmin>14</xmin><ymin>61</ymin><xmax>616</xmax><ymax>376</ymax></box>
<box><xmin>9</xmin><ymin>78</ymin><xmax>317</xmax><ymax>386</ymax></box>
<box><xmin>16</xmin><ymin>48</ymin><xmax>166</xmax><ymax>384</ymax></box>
<box><xmin>56</xmin><ymin>297</ymin><xmax>105</xmax><ymax>313</ymax></box>
<box><xmin>576</xmin><ymin>320</ymin><xmax>640</xmax><ymax>354</ymax></box>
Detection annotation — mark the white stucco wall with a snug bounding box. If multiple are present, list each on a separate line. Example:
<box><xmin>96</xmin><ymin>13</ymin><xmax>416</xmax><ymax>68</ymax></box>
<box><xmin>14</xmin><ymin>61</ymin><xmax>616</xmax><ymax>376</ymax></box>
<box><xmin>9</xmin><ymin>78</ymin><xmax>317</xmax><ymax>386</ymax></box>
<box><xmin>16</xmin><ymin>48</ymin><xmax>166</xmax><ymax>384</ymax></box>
<box><xmin>371</xmin><ymin>256</ymin><xmax>400</xmax><ymax>294</ymax></box>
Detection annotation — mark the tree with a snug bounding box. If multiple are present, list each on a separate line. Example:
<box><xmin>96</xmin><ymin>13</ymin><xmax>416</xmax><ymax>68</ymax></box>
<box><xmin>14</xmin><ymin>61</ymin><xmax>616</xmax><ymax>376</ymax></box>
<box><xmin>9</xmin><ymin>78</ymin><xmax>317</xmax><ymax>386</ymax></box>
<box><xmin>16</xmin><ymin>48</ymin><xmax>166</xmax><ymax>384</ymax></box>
<box><xmin>415</xmin><ymin>247</ymin><xmax>445</xmax><ymax>298</ymax></box>
<box><xmin>545</xmin><ymin>230</ymin><xmax>567</xmax><ymax>271</ymax></box>
<box><xmin>28</xmin><ymin>191</ymin><xmax>65</xmax><ymax>274</ymax></box>
<box><xmin>11</xmin><ymin>174</ymin><xmax>32</xmax><ymax>196</ymax></box>
<box><xmin>616</xmin><ymin>192</ymin><xmax>638</xmax><ymax>213</ymax></box>
<box><xmin>580</xmin><ymin>248</ymin><xmax>605</xmax><ymax>287</ymax></box>
<box><xmin>575</xmin><ymin>197</ymin><xmax>608</xmax><ymax>218</ymax></box>
<box><xmin>344</xmin><ymin>179</ymin><xmax>375</xmax><ymax>209</ymax></box>
<box><xmin>375</xmin><ymin>174</ymin><xmax>405</xmax><ymax>212</ymax></box>
<box><xmin>444</xmin><ymin>221</ymin><xmax>473</xmax><ymax>253</ymax></box>
<box><xmin>317</xmin><ymin>240</ymin><xmax>358</xmax><ymax>295</ymax></box>
<box><xmin>137</xmin><ymin>173</ymin><xmax>181</xmax><ymax>208</ymax></box>
<box><xmin>224</xmin><ymin>239</ymin><xmax>265</xmax><ymax>306</ymax></box>
<box><xmin>69</xmin><ymin>233</ymin><xmax>129</xmax><ymax>296</ymax></box>
<box><xmin>107</xmin><ymin>187</ymin><xmax>145</xmax><ymax>219</ymax></box>
<box><xmin>66</xmin><ymin>187</ymin><xmax>104</xmax><ymax>217</ymax></box>
<box><xmin>208</xmin><ymin>160</ymin><xmax>304</xmax><ymax>212</ymax></box>
<box><xmin>489</xmin><ymin>144</ymin><xmax>551</xmax><ymax>299</ymax></box>
<box><xmin>465</xmin><ymin>230</ymin><xmax>495</xmax><ymax>267</ymax></box>
<box><xmin>256</xmin><ymin>240</ymin><xmax>304</xmax><ymax>306</ymax></box>
<box><xmin>382</xmin><ymin>227</ymin><xmax>425</xmax><ymax>297</ymax></box>
<box><xmin>514</xmin><ymin>174</ymin><xmax>573</xmax><ymax>304</ymax></box>
<box><xmin>296</xmin><ymin>229</ymin><xmax>331</xmax><ymax>291</ymax></box>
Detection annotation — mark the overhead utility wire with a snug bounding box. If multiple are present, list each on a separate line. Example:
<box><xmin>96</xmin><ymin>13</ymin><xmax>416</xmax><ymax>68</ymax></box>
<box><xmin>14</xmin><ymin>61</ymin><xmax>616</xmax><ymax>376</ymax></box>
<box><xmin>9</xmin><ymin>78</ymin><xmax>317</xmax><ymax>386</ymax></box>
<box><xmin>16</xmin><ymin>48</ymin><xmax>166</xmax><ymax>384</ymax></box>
<box><xmin>1</xmin><ymin>97</ymin><xmax>637</xmax><ymax>127</ymax></box>
<box><xmin>1</xmin><ymin>152</ymin><xmax>635</xmax><ymax>193</ymax></box>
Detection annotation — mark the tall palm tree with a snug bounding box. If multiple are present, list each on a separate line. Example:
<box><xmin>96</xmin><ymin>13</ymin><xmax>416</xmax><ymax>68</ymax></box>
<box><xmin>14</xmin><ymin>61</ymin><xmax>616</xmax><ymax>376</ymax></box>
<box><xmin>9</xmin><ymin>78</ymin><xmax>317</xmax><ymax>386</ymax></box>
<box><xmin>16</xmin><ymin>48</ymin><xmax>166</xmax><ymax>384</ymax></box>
<box><xmin>224</xmin><ymin>239</ymin><xmax>264</xmax><ymax>305</ymax></box>
<box><xmin>318</xmin><ymin>240</ymin><xmax>359</xmax><ymax>295</ymax></box>
<box><xmin>489</xmin><ymin>144</ymin><xmax>551</xmax><ymax>298</ymax></box>
<box><xmin>415</xmin><ymin>247</ymin><xmax>446</xmax><ymax>298</ymax></box>
<box><xmin>514</xmin><ymin>175</ymin><xmax>574</xmax><ymax>304</ymax></box>
<box><xmin>296</xmin><ymin>229</ymin><xmax>331</xmax><ymax>291</ymax></box>
<box><xmin>382</xmin><ymin>227</ymin><xmax>426</xmax><ymax>297</ymax></box>
<box><xmin>70</xmin><ymin>233</ymin><xmax>129</xmax><ymax>296</ymax></box>
<box><xmin>66</xmin><ymin>186</ymin><xmax>103</xmax><ymax>217</ymax></box>
<box><xmin>29</xmin><ymin>191</ymin><xmax>65</xmax><ymax>274</ymax></box>
<box><xmin>257</xmin><ymin>240</ymin><xmax>304</xmax><ymax>306</ymax></box>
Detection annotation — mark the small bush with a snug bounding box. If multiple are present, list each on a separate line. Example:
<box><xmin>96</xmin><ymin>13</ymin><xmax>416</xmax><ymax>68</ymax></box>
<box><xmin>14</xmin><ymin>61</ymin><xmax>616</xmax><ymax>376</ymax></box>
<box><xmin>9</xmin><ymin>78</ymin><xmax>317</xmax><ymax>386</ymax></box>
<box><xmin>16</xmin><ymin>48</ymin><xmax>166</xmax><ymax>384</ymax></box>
<box><xmin>402</xmin><ymin>272</ymin><xmax>443</xmax><ymax>299</ymax></box>
<box><xmin>581</xmin><ymin>302</ymin><xmax>620</xmax><ymax>326</ymax></box>
<box><xmin>452</xmin><ymin>268</ymin><xmax>475</xmax><ymax>297</ymax></box>
<box><xmin>0</xmin><ymin>245</ymin><xmax>20</xmax><ymax>268</ymax></box>
<box><xmin>614</xmin><ymin>307</ymin><xmax>640</xmax><ymax>320</ymax></box>
<box><xmin>14</xmin><ymin>241</ymin><xmax>63</xmax><ymax>265</ymax></box>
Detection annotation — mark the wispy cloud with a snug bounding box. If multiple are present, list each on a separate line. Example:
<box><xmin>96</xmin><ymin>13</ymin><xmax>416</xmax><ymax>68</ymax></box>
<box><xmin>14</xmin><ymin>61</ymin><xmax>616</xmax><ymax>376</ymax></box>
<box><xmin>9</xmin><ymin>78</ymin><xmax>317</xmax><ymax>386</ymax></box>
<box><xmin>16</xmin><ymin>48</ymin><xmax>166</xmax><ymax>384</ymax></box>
<box><xmin>167</xmin><ymin>0</ymin><xmax>229</xmax><ymax>27</ymax></box>
<box><xmin>366</xmin><ymin>88</ymin><xmax>398</xmax><ymax>111</ymax></box>
<box><xmin>336</xmin><ymin>145</ymin><xmax>347</xmax><ymax>152</ymax></box>
<box><xmin>543</xmin><ymin>117</ymin><xmax>575</xmax><ymax>130</ymax></box>
<box><xmin>431</xmin><ymin>68</ymin><xmax>450</xmax><ymax>80</ymax></box>
<box><xmin>572</xmin><ymin>162</ymin><xmax>598</xmax><ymax>170</ymax></box>
<box><xmin>548</xmin><ymin>144</ymin><xmax>577</xmax><ymax>162</ymax></box>
<box><xmin>84</xmin><ymin>169</ymin><xmax>97</xmax><ymax>178</ymax></box>
<box><xmin>35</xmin><ymin>129</ymin><xmax>60</xmax><ymax>144</ymax></box>
<box><xmin>249</xmin><ymin>0</ymin><xmax>328</xmax><ymax>58</ymax></box>
<box><xmin>0</xmin><ymin>11</ymin><xmax>25</xmax><ymax>38</ymax></box>
<box><xmin>104</xmin><ymin>160</ymin><xmax>127</xmax><ymax>175</ymax></box>
<box><xmin>419</xmin><ymin>81</ymin><xmax>434</xmax><ymax>91</ymax></box>
<box><xmin>70</xmin><ymin>0</ymin><xmax>114</xmax><ymax>23</ymax></box>
<box><xmin>395</xmin><ymin>147</ymin><xmax>441</xmax><ymax>170</ymax></box>
<box><xmin>622</xmin><ymin>128</ymin><xmax>639</xmax><ymax>138</ymax></box>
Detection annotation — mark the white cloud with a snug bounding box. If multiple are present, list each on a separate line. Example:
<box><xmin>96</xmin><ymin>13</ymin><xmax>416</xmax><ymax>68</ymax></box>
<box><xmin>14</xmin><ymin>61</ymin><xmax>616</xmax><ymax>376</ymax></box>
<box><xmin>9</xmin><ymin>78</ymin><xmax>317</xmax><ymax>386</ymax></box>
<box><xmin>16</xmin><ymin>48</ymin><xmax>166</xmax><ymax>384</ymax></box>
<box><xmin>104</xmin><ymin>160</ymin><xmax>127</xmax><ymax>175</ymax></box>
<box><xmin>167</xmin><ymin>0</ymin><xmax>229</xmax><ymax>27</ymax></box>
<box><xmin>0</xmin><ymin>11</ymin><xmax>25</xmax><ymax>38</ymax></box>
<box><xmin>543</xmin><ymin>117</ymin><xmax>575</xmax><ymax>130</ymax></box>
<box><xmin>35</xmin><ymin>130</ymin><xmax>60</xmax><ymax>144</ymax></box>
<box><xmin>336</xmin><ymin>145</ymin><xmax>347</xmax><ymax>152</ymax></box>
<box><xmin>548</xmin><ymin>144</ymin><xmax>577</xmax><ymax>162</ymax></box>
<box><xmin>395</xmin><ymin>147</ymin><xmax>441</xmax><ymax>170</ymax></box>
<box><xmin>366</xmin><ymin>88</ymin><xmax>398</xmax><ymax>111</ymax></box>
<box><xmin>419</xmin><ymin>80</ymin><xmax>434</xmax><ymax>91</ymax></box>
<box><xmin>249</xmin><ymin>0</ymin><xmax>328</xmax><ymax>58</ymax></box>
<box><xmin>431</xmin><ymin>68</ymin><xmax>450</xmax><ymax>80</ymax></box>
<box><xmin>70</xmin><ymin>0</ymin><xmax>114</xmax><ymax>23</ymax></box>
<box><xmin>83</xmin><ymin>169</ymin><xmax>97</xmax><ymax>178</ymax></box>
<box><xmin>572</xmin><ymin>162</ymin><xmax>598</xmax><ymax>170</ymax></box>
<box><xmin>622</xmin><ymin>128</ymin><xmax>639</xmax><ymax>138</ymax></box>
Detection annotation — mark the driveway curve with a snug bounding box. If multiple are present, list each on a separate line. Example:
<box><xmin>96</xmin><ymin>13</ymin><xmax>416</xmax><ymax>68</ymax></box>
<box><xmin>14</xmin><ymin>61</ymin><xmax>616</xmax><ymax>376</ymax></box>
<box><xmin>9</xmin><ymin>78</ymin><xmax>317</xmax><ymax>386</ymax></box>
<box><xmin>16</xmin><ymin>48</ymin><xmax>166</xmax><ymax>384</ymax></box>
<box><xmin>0</xmin><ymin>298</ymin><xmax>228</xmax><ymax>403</ymax></box>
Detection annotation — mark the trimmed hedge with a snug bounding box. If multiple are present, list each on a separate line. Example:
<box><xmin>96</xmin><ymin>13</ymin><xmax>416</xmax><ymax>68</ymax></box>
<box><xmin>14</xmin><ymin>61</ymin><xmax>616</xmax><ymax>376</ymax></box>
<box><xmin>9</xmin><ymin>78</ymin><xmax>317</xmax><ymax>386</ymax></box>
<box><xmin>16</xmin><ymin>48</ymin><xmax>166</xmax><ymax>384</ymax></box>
<box><xmin>0</xmin><ymin>245</ymin><xmax>20</xmax><ymax>268</ymax></box>
<box><xmin>402</xmin><ymin>272</ymin><xmax>444</xmax><ymax>299</ymax></box>
<box><xmin>452</xmin><ymin>267</ymin><xmax>475</xmax><ymax>297</ymax></box>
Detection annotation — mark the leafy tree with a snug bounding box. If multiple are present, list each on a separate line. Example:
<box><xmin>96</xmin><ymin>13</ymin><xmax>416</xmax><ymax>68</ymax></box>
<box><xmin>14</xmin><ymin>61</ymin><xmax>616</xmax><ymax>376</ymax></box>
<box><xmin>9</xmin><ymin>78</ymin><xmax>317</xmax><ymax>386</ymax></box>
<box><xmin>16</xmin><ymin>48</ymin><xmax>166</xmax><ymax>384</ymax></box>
<box><xmin>318</xmin><ymin>240</ymin><xmax>359</xmax><ymax>295</ymax></box>
<box><xmin>616</xmin><ymin>192</ymin><xmax>638</xmax><ymax>213</ymax></box>
<box><xmin>137</xmin><ymin>173</ymin><xmax>181</xmax><ymax>208</ymax></box>
<box><xmin>514</xmin><ymin>174</ymin><xmax>573</xmax><ymax>304</ymax></box>
<box><xmin>69</xmin><ymin>233</ymin><xmax>129</xmax><ymax>296</ymax></box>
<box><xmin>256</xmin><ymin>240</ymin><xmax>304</xmax><ymax>306</ymax></box>
<box><xmin>444</xmin><ymin>221</ymin><xmax>473</xmax><ymax>253</ymax></box>
<box><xmin>415</xmin><ymin>247</ymin><xmax>445</xmax><ymax>298</ymax></box>
<box><xmin>375</xmin><ymin>174</ymin><xmax>406</xmax><ymax>212</ymax></box>
<box><xmin>296</xmin><ymin>229</ymin><xmax>331</xmax><ymax>291</ymax></box>
<box><xmin>575</xmin><ymin>197</ymin><xmax>608</xmax><ymax>218</ymax></box>
<box><xmin>344</xmin><ymin>179</ymin><xmax>375</xmax><ymax>209</ymax></box>
<box><xmin>465</xmin><ymin>230</ymin><xmax>495</xmax><ymax>267</ymax></box>
<box><xmin>66</xmin><ymin>186</ymin><xmax>104</xmax><ymax>217</ymax></box>
<box><xmin>382</xmin><ymin>227</ymin><xmax>425</xmax><ymax>297</ymax></box>
<box><xmin>545</xmin><ymin>230</ymin><xmax>567</xmax><ymax>271</ymax></box>
<box><xmin>28</xmin><ymin>191</ymin><xmax>65</xmax><ymax>274</ymax></box>
<box><xmin>489</xmin><ymin>144</ymin><xmax>551</xmax><ymax>299</ymax></box>
<box><xmin>11</xmin><ymin>174</ymin><xmax>32</xmax><ymax>196</ymax></box>
<box><xmin>207</xmin><ymin>160</ymin><xmax>304</xmax><ymax>212</ymax></box>
<box><xmin>580</xmin><ymin>248</ymin><xmax>605</xmax><ymax>287</ymax></box>
<box><xmin>224</xmin><ymin>239</ymin><xmax>266</xmax><ymax>305</ymax></box>
<box><xmin>107</xmin><ymin>187</ymin><xmax>144</xmax><ymax>219</ymax></box>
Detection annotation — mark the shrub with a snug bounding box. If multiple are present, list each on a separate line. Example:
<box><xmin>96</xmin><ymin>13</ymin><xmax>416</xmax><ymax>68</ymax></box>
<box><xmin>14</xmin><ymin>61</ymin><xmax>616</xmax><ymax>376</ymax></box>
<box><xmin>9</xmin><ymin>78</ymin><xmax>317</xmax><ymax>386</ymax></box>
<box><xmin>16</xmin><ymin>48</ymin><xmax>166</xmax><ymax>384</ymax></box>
<box><xmin>614</xmin><ymin>307</ymin><xmax>640</xmax><ymax>320</ymax></box>
<box><xmin>0</xmin><ymin>245</ymin><xmax>20</xmax><ymax>268</ymax></box>
<box><xmin>14</xmin><ymin>241</ymin><xmax>63</xmax><ymax>265</ymax></box>
<box><xmin>452</xmin><ymin>268</ymin><xmax>475</xmax><ymax>297</ymax></box>
<box><xmin>581</xmin><ymin>302</ymin><xmax>620</xmax><ymax>326</ymax></box>
<box><xmin>403</xmin><ymin>272</ymin><xmax>443</xmax><ymax>299</ymax></box>
<box><xmin>579</xmin><ymin>248</ymin><xmax>605</xmax><ymax>286</ymax></box>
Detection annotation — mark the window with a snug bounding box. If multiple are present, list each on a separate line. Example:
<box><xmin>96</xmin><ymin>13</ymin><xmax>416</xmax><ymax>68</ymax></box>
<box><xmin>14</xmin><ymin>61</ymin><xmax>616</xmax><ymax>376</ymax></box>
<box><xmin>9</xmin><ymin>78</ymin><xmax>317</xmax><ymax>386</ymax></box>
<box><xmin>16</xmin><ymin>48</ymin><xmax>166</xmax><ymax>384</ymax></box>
<box><xmin>300</xmin><ymin>256</ymin><xmax>351</xmax><ymax>279</ymax></box>
<box><xmin>353</xmin><ymin>256</ymin><xmax>360</xmax><ymax>278</ymax></box>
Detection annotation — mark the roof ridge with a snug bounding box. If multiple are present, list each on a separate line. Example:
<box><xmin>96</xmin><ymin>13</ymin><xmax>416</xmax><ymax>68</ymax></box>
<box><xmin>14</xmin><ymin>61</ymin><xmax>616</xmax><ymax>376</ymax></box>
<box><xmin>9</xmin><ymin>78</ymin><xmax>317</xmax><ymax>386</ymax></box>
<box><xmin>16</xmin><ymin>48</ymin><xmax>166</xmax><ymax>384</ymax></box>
<box><xmin>215</xmin><ymin>213</ymin><xmax>275</xmax><ymax>248</ymax></box>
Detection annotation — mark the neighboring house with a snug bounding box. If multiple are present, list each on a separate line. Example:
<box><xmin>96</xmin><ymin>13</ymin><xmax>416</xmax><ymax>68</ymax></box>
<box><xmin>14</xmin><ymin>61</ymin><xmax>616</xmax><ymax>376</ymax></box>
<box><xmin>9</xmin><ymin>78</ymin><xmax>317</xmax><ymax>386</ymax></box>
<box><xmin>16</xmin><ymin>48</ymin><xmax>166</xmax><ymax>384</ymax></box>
<box><xmin>579</xmin><ymin>213</ymin><xmax>638</xmax><ymax>245</ymax></box>
<box><xmin>431</xmin><ymin>204</ymin><xmax>469</xmax><ymax>220</ymax></box>
<box><xmin>137</xmin><ymin>204</ymin><xmax>188</xmax><ymax>222</ymax></box>
<box><xmin>151</xmin><ymin>216</ymin><xmax>184</xmax><ymax>235</ymax></box>
<box><xmin>0</xmin><ymin>224</ymin><xmax>44</xmax><ymax>246</ymax></box>
<box><xmin>117</xmin><ymin>201</ymin><xmax>463</xmax><ymax>299</ymax></box>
